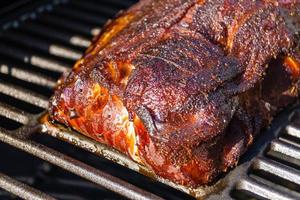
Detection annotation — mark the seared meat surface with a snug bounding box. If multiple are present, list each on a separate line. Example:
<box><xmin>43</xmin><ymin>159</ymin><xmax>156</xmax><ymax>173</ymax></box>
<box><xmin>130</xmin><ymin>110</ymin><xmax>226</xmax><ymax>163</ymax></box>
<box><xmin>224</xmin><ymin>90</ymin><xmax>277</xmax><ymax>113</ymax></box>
<box><xmin>49</xmin><ymin>0</ymin><xmax>300</xmax><ymax>187</ymax></box>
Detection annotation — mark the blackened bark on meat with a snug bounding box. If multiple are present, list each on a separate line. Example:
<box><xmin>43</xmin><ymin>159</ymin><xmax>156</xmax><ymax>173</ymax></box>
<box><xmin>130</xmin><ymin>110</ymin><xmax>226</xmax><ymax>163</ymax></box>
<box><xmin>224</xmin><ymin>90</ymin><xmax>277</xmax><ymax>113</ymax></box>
<box><xmin>49</xmin><ymin>0</ymin><xmax>300</xmax><ymax>187</ymax></box>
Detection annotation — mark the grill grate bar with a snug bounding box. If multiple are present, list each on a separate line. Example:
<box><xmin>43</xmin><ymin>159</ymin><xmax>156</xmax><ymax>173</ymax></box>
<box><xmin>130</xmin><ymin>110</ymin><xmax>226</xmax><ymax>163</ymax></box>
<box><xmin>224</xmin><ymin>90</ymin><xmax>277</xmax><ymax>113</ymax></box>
<box><xmin>29</xmin><ymin>55</ymin><xmax>70</xmax><ymax>73</ymax></box>
<box><xmin>0</xmin><ymin>43</ymin><xmax>70</xmax><ymax>73</ymax></box>
<box><xmin>48</xmin><ymin>44</ymin><xmax>82</xmax><ymax>61</ymax></box>
<box><xmin>0</xmin><ymin>172</ymin><xmax>56</xmax><ymax>200</ymax></box>
<box><xmin>2</xmin><ymin>30</ymin><xmax>82</xmax><ymax>61</ymax></box>
<box><xmin>252</xmin><ymin>157</ymin><xmax>300</xmax><ymax>186</ymax></box>
<box><xmin>236</xmin><ymin>178</ymin><xmax>297</xmax><ymax>200</ymax></box>
<box><xmin>38</xmin><ymin>14</ymin><xmax>97</xmax><ymax>37</ymax></box>
<box><xmin>285</xmin><ymin>124</ymin><xmax>300</xmax><ymax>140</ymax></box>
<box><xmin>0</xmin><ymin>82</ymin><xmax>48</xmax><ymax>109</ymax></box>
<box><xmin>0</xmin><ymin>63</ymin><xmax>57</xmax><ymax>88</ymax></box>
<box><xmin>231</xmin><ymin>109</ymin><xmax>300</xmax><ymax>200</ymax></box>
<box><xmin>0</xmin><ymin>102</ymin><xmax>29</xmax><ymax>124</ymax></box>
<box><xmin>0</xmin><ymin>129</ymin><xmax>163</xmax><ymax>200</ymax></box>
<box><xmin>270</xmin><ymin>139</ymin><xmax>300</xmax><ymax>160</ymax></box>
<box><xmin>19</xmin><ymin>23</ymin><xmax>91</xmax><ymax>48</ymax></box>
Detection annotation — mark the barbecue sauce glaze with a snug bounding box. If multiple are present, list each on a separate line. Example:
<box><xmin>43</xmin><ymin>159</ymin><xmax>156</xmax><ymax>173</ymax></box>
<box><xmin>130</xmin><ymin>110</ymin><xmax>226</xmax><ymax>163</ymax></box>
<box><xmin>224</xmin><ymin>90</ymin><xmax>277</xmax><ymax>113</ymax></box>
<box><xmin>50</xmin><ymin>0</ymin><xmax>300</xmax><ymax>187</ymax></box>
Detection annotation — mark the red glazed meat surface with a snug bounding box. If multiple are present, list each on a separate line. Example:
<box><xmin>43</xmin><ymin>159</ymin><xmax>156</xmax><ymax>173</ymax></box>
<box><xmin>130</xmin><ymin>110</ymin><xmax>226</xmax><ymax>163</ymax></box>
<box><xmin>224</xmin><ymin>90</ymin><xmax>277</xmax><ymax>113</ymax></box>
<box><xmin>49</xmin><ymin>0</ymin><xmax>300</xmax><ymax>187</ymax></box>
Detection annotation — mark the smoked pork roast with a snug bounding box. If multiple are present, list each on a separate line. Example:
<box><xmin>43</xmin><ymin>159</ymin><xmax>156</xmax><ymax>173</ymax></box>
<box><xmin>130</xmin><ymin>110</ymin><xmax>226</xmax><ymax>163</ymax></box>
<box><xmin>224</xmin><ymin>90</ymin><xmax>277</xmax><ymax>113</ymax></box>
<box><xmin>49</xmin><ymin>0</ymin><xmax>300</xmax><ymax>187</ymax></box>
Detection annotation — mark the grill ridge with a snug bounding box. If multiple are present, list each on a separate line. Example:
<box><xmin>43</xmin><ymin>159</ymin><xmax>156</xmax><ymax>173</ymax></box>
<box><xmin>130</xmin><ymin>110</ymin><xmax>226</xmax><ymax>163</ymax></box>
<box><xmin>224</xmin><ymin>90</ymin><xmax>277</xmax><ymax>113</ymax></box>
<box><xmin>230</xmin><ymin>110</ymin><xmax>300</xmax><ymax>200</ymax></box>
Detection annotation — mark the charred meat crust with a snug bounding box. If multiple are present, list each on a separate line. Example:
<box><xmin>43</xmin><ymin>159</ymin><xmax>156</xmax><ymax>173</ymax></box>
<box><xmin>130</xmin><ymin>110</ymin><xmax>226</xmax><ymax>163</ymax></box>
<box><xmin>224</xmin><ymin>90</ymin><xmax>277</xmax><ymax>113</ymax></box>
<box><xmin>49</xmin><ymin>0</ymin><xmax>300</xmax><ymax>187</ymax></box>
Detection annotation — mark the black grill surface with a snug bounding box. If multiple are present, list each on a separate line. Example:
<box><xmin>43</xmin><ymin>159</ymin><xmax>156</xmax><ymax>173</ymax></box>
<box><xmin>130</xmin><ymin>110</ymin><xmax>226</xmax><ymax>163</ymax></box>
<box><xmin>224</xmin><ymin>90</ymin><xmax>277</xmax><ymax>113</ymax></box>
<box><xmin>0</xmin><ymin>1</ymin><xmax>299</xmax><ymax>200</ymax></box>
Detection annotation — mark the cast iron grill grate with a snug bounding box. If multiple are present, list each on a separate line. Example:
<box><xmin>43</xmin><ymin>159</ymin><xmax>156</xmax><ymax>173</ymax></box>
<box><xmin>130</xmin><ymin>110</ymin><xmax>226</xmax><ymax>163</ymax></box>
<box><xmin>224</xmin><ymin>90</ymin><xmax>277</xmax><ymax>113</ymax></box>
<box><xmin>0</xmin><ymin>0</ymin><xmax>299</xmax><ymax>199</ymax></box>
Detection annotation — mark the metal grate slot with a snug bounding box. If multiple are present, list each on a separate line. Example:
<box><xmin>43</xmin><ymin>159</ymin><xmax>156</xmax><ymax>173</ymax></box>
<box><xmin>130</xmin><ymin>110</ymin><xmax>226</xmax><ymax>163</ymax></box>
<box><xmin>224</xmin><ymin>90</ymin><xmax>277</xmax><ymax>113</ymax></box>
<box><xmin>0</xmin><ymin>128</ymin><xmax>163</xmax><ymax>200</ymax></box>
<box><xmin>276</xmin><ymin>138</ymin><xmax>300</xmax><ymax>157</ymax></box>
<box><xmin>0</xmin><ymin>42</ymin><xmax>71</xmax><ymax>73</ymax></box>
<box><xmin>0</xmin><ymin>136</ymin><xmax>125</xmax><ymax>200</ymax></box>
<box><xmin>69</xmin><ymin>1</ymin><xmax>122</xmax><ymax>18</ymax></box>
<box><xmin>0</xmin><ymin>56</ymin><xmax>62</xmax><ymax>80</ymax></box>
<box><xmin>285</xmin><ymin>124</ymin><xmax>300</xmax><ymax>143</ymax></box>
<box><xmin>37</xmin><ymin>14</ymin><xmax>98</xmax><ymax>37</ymax></box>
<box><xmin>18</xmin><ymin>22</ymin><xmax>91</xmax><ymax>48</ymax></box>
<box><xmin>70</xmin><ymin>1</ymin><xmax>120</xmax><ymax>14</ymax></box>
<box><xmin>0</xmin><ymin>117</ymin><xmax>22</xmax><ymax>130</ymax></box>
<box><xmin>0</xmin><ymin>36</ymin><xmax>77</xmax><ymax>67</ymax></box>
<box><xmin>51</xmin><ymin>5</ymin><xmax>108</xmax><ymax>27</ymax></box>
<box><xmin>0</xmin><ymin>62</ymin><xmax>57</xmax><ymax>89</ymax></box>
<box><xmin>0</xmin><ymin>172</ymin><xmax>55</xmax><ymax>200</ymax></box>
<box><xmin>232</xmin><ymin>109</ymin><xmax>300</xmax><ymax>200</ymax></box>
<box><xmin>235</xmin><ymin>178</ymin><xmax>297</xmax><ymax>200</ymax></box>
<box><xmin>0</xmin><ymin>102</ymin><xmax>29</xmax><ymax>125</ymax></box>
<box><xmin>251</xmin><ymin>157</ymin><xmax>300</xmax><ymax>192</ymax></box>
<box><xmin>0</xmin><ymin>82</ymin><xmax>48</xmax><ymax>109</ymax></box>
<box><xmin>0</xmin><ymin>94</ymin><xmax>44</xmax><ymax>114</ymax></box>
<box><xmin>78</xmin><ymin>0</ymin><xmax>136</xmax><ymax>9</ymax></box>
<box><xmin>267</xmin><ymin>139</ymin><xmax>300</xmax><ymax>169</ymax></box>
<box><xmin>31</xmin><ymin>133</ymin><xmax>194</xmax><ymax>200</ymax></box>
<box><xmin>0</xmin><ymin>74</ymin><xmax>53</xmax><ymax>98</ymax></box>
<box><xmin>2</xmin><ymin>30</ymin><xmax>82</xmax><ymax>61</ymax></box>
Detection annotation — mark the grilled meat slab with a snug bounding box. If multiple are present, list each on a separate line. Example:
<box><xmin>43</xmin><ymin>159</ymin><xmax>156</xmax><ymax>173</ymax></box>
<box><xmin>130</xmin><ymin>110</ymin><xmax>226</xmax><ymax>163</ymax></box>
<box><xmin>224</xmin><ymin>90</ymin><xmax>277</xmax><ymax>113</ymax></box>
<box><xmin>49</xmin><ymin>0</ymin><xmax>300</xmax><ymax>187</ymax></box>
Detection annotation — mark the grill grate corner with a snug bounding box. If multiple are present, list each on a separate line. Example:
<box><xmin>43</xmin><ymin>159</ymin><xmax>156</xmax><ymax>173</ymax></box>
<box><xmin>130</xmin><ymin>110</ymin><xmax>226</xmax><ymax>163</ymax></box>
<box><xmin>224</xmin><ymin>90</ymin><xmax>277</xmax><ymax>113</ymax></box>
<box><xmin>230</xmin><ymin>109</ymin><xmax>300</xmax><ymax>200</ymax></box>
<box><xmin>0</xmin><ymin>1</ymin><xmax>299</xmax><ymax>200</ymax></box>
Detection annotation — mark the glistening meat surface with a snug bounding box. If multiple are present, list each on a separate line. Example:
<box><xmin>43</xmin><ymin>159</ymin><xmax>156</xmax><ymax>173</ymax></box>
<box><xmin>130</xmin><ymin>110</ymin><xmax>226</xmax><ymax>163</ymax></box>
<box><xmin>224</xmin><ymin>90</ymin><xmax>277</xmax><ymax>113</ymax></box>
<box><xmin>49</xmin><ymin>0</ymin><xmax>300</xmax><ymax>187</ymax></box>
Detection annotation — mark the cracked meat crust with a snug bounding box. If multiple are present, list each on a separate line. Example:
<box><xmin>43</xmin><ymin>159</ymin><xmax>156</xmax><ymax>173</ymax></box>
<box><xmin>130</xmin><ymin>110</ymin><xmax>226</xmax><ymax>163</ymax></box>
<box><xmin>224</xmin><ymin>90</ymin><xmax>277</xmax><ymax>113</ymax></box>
<box><xmin>49</xmin><ymin>0</ymin><xmax>300</xmax><ymax>187</ymax></box>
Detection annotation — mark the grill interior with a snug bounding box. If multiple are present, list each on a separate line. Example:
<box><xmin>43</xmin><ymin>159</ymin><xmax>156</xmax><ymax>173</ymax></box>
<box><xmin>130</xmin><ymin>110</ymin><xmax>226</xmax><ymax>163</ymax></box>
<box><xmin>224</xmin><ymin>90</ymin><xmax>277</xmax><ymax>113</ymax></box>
<box><xmin>0</xmin><ymin>1</ymin><xmax>299</xmax><ymax>200</ymax></box>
